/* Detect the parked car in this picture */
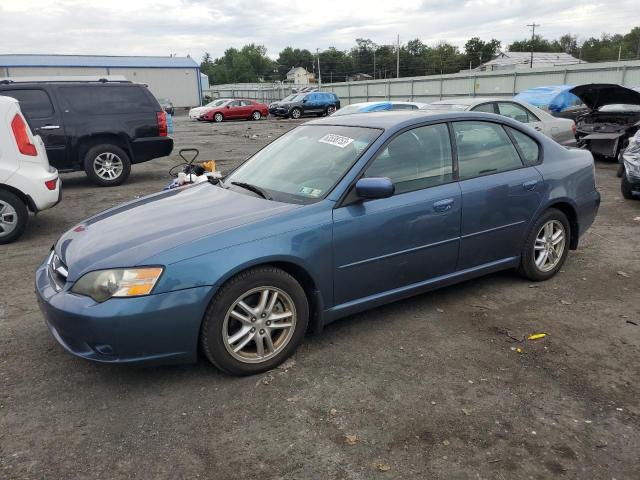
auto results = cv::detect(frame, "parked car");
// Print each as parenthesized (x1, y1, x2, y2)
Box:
(157, 97, 174, 115)
(514, 85, 589, 121)
(0, 96, 60, 244)
(621, 130, 640, 199)
(331, 101, 428, 116)
(570, 84, 640, 163)
(268, 94, 297, 115)
(36, 110, 600, 375)
(188, 98, 231, 120)
(423, 98, 577, 147)
(270, 91, 340, 119)
(199, 99, 269, 122)
(0, 79, 173, 187)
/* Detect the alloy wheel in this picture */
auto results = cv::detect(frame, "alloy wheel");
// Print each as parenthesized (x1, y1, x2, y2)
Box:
(222, 286, 297, 364)
(534, 220, 566, 272)
(0, 200, 18, 237)
(252, 111, 261, 120)
(327, 105, 336, 114)
(93, 152, 124, 181)
(291, 109, 301, 119)
(214, 113, 223, 122)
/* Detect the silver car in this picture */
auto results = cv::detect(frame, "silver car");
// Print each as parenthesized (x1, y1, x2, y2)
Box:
(423, 98, 577, 147)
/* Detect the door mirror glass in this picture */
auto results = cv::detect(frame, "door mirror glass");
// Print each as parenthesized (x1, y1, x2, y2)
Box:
(355, 177, 395, 199)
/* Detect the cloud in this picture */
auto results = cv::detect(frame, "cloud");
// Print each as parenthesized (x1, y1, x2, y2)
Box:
(0, 0, 637, 61)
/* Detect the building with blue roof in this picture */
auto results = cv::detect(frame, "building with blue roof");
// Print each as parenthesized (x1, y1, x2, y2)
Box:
(0, 54, 202, 107)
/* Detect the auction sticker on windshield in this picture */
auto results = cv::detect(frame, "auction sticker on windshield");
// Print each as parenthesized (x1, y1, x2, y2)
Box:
(319, 133, 355, 148)
(299, 186, 323, 197)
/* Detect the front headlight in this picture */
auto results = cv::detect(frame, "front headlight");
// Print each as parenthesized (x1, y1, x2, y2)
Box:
(71, 267, 163, 302)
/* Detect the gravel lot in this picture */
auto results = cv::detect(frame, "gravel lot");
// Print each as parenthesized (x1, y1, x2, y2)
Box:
(1, 114, 639, 479)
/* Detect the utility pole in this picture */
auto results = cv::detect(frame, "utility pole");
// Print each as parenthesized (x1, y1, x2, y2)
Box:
(527, 22, 540, 68)
(373, 49, 376, 79)
(396, 34, 400, 78)
(316, 48, 322, 88)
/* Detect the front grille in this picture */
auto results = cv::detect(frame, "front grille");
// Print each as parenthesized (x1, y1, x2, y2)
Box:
(48, 252, 68, 291)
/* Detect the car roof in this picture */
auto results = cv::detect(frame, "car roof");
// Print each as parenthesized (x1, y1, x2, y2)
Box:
(429, 97, 509, 106)
(306, 110, 517, 130)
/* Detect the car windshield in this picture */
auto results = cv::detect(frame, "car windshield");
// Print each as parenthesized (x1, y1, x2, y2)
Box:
(280, 94, 296, 102)
(157, 98, 170, 104)
(288, 94, 306, 102)
(423, 103, 469, 111)
(224, 125, 381, 204)
(598, 104, 640, 112)
(206, 99, 229, 107)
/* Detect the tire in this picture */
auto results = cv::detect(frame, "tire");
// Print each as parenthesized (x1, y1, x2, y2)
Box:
(83, 144, 131, 187)
(290, 108, 302, 119)
(251, 110, 262, 121)
(518, 208, 571, 282)
(621, 174, 635, 200)
(213, 112, 224, 123)
(617, 164, 625, 178)
(0, 190, 28, 245)
(326, 105, 337, 115)
(200, 266, 309, 376)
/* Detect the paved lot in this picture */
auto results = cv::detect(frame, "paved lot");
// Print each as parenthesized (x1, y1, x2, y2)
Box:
(1, 114, 639, 479)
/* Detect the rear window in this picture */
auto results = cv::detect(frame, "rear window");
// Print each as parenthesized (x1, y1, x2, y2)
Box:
(1, 89, 54, 119)
(58, 85, 156, 114)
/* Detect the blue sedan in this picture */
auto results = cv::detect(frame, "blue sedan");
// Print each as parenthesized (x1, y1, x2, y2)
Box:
(36, 111, 600, 375)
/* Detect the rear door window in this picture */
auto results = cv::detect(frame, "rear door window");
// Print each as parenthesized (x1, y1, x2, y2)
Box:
(2, 89, 54, 119)
(497, 102, 536, 123)
(471, 102, 496, 114)
(453, 121, 524, 180)
(58, 85, 155, 114)
(391, 104, 418, 110)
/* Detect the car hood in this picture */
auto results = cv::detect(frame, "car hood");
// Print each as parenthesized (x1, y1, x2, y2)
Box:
(190, 106, 210, 114)
(55, 184, 299, 281)
(570, 84, 640, 111)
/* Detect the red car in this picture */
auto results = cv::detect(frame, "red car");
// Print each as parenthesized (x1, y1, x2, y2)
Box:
(200, 99, 269, 122)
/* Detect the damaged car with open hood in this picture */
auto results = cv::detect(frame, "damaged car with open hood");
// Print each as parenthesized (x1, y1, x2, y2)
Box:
(571, 83, 640, 163)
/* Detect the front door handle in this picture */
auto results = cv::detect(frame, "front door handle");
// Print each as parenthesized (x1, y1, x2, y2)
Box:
(37, 125, 60, 130)
(522, 180, 538, 191)
(433, 198, 454, 212)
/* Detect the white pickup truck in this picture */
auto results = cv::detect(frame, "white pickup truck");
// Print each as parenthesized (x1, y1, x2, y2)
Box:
(0, 95, 60, 244)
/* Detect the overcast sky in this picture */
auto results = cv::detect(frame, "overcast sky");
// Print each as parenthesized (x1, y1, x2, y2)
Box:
(1, 0, 637, 61)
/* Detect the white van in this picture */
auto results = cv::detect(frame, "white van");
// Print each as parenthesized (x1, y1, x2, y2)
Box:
(0, 95, 60, 244)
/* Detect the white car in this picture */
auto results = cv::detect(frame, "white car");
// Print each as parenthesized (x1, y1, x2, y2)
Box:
(0, 96, 60, 244)
(422, 97, 577, 147)
(331, 101, 428, 116)
(188, 98, 232, 120)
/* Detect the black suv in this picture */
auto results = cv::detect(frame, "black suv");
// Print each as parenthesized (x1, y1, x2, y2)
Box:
(270, 91, 340, 119)
(0, 79, 173, 186)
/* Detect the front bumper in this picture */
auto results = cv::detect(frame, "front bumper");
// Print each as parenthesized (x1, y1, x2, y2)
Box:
(36, 261, 216, 365)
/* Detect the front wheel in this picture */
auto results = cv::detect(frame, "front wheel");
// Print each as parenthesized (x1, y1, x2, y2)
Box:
(83, 144, 131, 187)
(518, 209, 570, 281)
(200, 266, 309, 375)
(290, 108, 302, 119)
(0, 190, 28, 244)
(213, 112, 224, 123)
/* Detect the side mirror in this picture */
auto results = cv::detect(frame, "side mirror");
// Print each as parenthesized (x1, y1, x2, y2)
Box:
(355, 177, 394, 199)
(226, 105, 231, 109)
(302, 98, 308, 103)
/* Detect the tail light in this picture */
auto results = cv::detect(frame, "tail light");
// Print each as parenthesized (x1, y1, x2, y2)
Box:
(156, 111, 168, 137)
(571, 123, 577, 136)
(45, 178, 58, 190)
(11, 114, 37, 156)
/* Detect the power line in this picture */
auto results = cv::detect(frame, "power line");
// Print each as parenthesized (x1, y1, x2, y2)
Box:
(526, 22, 541, 68)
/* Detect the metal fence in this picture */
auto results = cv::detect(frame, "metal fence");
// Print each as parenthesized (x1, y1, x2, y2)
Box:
(203, 60, 640, 105)
(203, 83, 312, 103)
(322, 60, 640, 105)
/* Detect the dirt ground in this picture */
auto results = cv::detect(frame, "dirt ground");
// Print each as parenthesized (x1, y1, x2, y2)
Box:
(1, 114, 639, 480)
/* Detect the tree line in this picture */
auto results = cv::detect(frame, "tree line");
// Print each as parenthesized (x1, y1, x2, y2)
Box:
(200, 26, 640, 85)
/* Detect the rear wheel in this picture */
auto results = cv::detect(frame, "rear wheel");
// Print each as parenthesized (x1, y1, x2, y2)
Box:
(518, 209, 570, 281)
(326, 105, 337, 115)
(0, 190, 28, 244)
(200, 266, 308, 375)
(83, 144, 131, 187)
(251, 110, 262, 120)
(621, 174, 635, 200)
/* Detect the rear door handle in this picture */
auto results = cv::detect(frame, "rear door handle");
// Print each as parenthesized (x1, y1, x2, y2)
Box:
(522, 180, 538, 191)
(38, 125, 60, 130)
(433, 198, 454, 212)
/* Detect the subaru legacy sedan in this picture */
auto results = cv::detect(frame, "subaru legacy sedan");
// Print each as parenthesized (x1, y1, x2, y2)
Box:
(36, 111, 600, 375)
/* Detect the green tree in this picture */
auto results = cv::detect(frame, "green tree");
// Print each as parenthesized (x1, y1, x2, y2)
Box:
(276, 47, 314, 79)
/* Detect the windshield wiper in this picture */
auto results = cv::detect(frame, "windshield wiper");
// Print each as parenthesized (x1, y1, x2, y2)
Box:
(230, 181, 272, 200)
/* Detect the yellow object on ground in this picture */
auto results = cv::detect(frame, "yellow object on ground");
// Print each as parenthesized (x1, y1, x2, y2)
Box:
(528, 333, 547, 340)
(201, 160, 217, 172)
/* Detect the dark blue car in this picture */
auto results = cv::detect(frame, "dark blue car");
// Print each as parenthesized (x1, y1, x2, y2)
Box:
(36, 111, 600, 375)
